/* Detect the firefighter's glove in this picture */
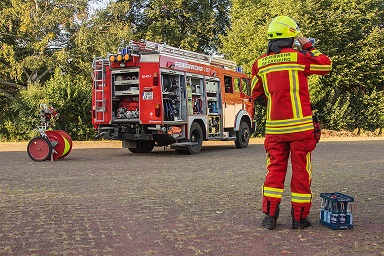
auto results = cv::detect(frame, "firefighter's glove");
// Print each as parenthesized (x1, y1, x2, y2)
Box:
(302, 42, 314, 51)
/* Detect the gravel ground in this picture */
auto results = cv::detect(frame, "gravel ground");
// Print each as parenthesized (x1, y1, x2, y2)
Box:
(0, 138, 383, 256)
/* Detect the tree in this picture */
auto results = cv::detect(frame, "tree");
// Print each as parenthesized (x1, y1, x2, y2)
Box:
(0, 0, 92, 140)
(8, 68, 94, 140)
(221, 0, 384, 133)
(103, 0, 231, 53)
(220, 0, 306, 72)
(0, 0, 89, 97)
(302, 0, 384, 131)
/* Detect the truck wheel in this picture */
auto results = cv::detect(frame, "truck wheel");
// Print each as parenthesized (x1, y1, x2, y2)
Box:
(128, 147, 138, 153)
(185, 122, 203, 154)
(235, 121, 250, 148)
(138, 141, 155, 153)
(129, 141, 154, 153)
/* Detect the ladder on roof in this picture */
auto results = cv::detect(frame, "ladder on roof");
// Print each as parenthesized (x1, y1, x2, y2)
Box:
(132, 40, 238, 70)
(144, 40, 211, 64)
(92, 57, 109, 122)
(209, 56, 237, 71)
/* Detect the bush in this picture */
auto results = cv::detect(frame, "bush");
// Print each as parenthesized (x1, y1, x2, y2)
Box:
(7, 68, 96, 141)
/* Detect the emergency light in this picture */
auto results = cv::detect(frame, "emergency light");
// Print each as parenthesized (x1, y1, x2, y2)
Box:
(109, 55, 116, 62)
(109, 53, 131, 62)
(123, 53, 130, 61)
(116, 54, 123, 62)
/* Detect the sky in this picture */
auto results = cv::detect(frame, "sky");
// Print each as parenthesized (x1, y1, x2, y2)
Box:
(88, 0, 114, 15)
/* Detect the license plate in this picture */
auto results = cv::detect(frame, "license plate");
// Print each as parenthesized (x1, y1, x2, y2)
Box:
(142, 92, 153, 100)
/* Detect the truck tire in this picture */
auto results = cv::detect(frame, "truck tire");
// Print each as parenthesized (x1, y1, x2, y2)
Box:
(128, 147, 138, 153)
(185, 122, 203, 155)
(128, 141, 154, 153)
(235, 121, 250, 148)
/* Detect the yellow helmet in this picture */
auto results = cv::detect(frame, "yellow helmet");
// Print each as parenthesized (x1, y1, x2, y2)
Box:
(267, 16, 300, 40)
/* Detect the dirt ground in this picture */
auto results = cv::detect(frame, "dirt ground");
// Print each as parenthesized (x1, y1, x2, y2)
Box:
(0, 137, 383, 256)
(1, 134, 383, 152)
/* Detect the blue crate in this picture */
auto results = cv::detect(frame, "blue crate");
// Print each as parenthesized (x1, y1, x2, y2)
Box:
(319, 192, 354, 230)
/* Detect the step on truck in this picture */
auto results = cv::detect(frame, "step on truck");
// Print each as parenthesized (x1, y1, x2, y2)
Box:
(92, 40, 255, 154)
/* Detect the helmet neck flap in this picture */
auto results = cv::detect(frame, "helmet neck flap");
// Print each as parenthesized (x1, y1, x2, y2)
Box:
(266, 38, 294, 54)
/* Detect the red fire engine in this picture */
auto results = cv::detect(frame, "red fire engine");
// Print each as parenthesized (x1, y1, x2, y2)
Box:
(92, 40, 255, 154)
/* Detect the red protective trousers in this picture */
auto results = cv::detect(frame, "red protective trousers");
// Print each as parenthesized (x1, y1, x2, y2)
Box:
(262, 130, 317, 221)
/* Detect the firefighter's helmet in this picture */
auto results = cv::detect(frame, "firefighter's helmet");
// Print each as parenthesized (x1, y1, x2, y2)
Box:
(267, 16, 300, 40)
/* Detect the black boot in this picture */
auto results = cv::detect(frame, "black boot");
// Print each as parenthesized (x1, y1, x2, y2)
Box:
(262, 202, 280, 230)
(292, 218, 312, 229)
(291, 207, 311, 229)
(263, 215, 277, 230)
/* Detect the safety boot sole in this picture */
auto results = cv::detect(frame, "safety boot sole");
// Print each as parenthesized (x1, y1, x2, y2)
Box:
(292, 218, 312, 229)
(262, 215, 277, 230)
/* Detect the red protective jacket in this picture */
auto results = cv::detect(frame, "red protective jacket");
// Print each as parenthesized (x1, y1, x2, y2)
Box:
(251, 43, 332, 135)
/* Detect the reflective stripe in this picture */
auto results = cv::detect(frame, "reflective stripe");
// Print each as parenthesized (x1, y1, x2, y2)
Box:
(291, 192, 312, 203)
(306, 152, 312, 183)
(265, 116, 314, 134)
(266, 116, 313, 126)
(310, 49, 321, 57)
(266, 123, 314, 134)
(258, 64, 305, 75)
(263, 186, 284, 198)
(251, 75, 259, 92)
(258, 63, 306, 122)
(266, 151, 271, 170)
(310, 64, 332, 71)
(261, 74, 272, 120)
(289, 70, 302, 118)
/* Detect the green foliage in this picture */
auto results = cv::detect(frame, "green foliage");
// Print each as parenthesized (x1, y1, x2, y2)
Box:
(221, 0, 307, 73)
(253, 105, 266, 137)
(0, 0, 383, 140)
(6, 69, 95, 141)
(222, 0, 383, 135)
(0, 0, 88, 89)
(349, 89, 384, 131)
(320, 89, 351, 130)
(300, 0, 384, 132)
(107, 0, 231, 53)
(0, 90, 10, 140)
(42, 69, 95, 140)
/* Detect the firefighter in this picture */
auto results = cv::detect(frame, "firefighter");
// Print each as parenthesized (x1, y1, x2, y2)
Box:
(251, 16, 332, 229)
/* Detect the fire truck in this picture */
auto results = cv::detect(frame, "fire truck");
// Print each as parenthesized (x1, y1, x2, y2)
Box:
(92, 40, 255, 154)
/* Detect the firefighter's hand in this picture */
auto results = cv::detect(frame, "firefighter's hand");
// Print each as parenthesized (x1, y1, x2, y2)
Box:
(296, 36, 312, 50)
(296, 36, 309, 46)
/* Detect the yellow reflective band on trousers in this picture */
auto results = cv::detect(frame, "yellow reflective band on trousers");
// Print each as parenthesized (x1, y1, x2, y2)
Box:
(266, 151, 271, 169)
(263, 186, 284, 198)
(291, 192, 312, 203)
(310, 64, 332, 72)
(306, 152, 312, 183)
(265, 116, 314, 134)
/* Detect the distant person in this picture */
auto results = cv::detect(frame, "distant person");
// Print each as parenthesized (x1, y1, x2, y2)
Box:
(251, 16, 332, 229)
